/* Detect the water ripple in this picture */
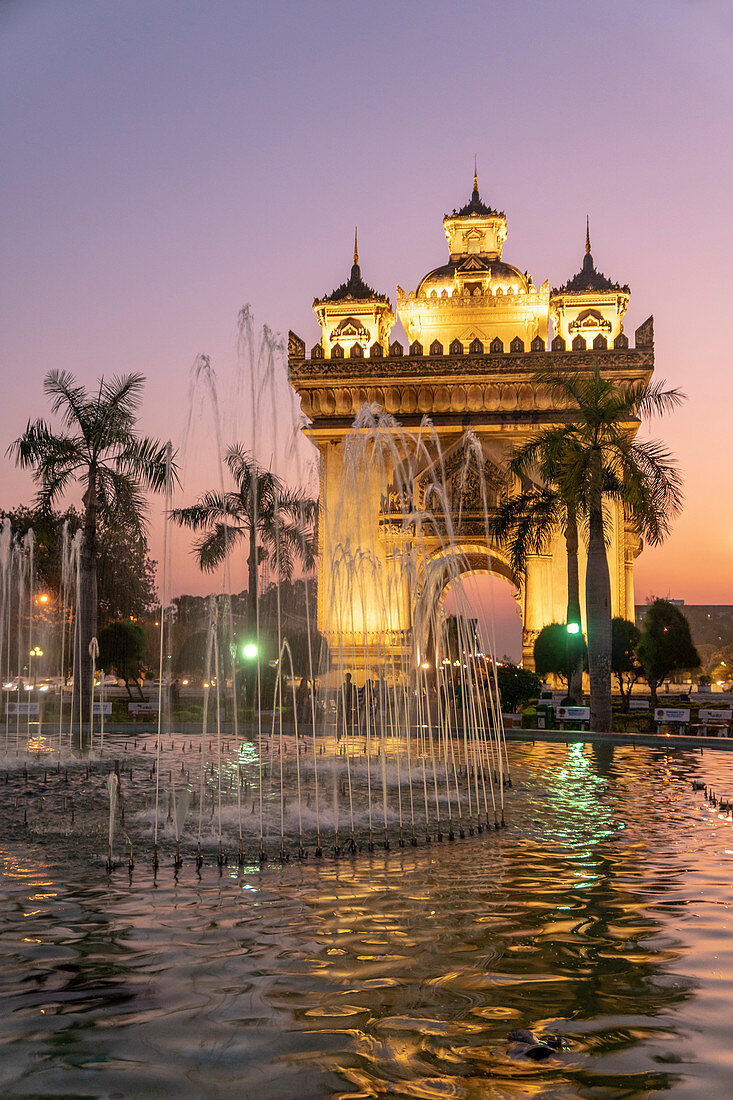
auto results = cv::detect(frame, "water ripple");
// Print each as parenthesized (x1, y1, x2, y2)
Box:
(1, 743, 733, 1096)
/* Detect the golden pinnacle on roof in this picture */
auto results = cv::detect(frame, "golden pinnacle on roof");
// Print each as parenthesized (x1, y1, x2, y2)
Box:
(585, 215, 591, 255)
(353, 226, 359, 266)
(473, 154, 478, 194)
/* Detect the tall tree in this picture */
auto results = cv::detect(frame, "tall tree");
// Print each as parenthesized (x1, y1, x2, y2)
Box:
(610, 617, 642, 711)
(491, 435, 585, 701)
(171, 446, 316, 631)
(533, 623, 587, 695)
(2, 505, 158, 626)
(8, 371, 171, 745)
(97, 621, 146, 698)
(636, 599, 700, 708)
(522, 364, 684, 731)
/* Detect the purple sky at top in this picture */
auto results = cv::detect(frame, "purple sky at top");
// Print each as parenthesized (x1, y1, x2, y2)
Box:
(1, 0, 731, 648)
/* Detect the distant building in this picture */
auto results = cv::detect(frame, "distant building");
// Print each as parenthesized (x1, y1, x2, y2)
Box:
(635, 604, 733, 648)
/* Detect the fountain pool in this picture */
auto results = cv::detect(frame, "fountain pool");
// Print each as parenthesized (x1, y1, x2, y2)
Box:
(2, 740, 733, 1098)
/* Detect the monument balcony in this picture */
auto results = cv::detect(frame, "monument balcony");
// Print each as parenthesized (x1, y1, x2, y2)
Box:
(377, 503, 498, 542)
(289, 320, 652, 377)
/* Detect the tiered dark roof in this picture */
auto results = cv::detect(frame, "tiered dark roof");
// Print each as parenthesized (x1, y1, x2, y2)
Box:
(448, 180, 501, 218)
(555, 251, 629, 294)
(319, 260, 389, 303)
(555, 222, 629, 294)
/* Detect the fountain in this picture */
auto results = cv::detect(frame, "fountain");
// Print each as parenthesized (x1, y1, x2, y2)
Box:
(0, 307, 513, 873)
(3, 313, 733, 1099)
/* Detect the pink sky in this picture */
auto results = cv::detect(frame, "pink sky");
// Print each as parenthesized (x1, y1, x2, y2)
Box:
(1, 1, 731, 657)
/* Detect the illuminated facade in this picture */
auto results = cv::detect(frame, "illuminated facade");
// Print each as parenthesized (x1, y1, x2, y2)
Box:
(289, 175, 653, 670)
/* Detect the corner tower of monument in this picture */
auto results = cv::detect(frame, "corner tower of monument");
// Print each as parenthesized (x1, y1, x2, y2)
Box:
(550, 219, 631, 349)
(312, 230, 395, 358)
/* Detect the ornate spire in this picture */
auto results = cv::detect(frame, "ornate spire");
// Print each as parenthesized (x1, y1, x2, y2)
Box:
(450, 160, 499, 218)
(317, 230, 390, 305)
(554, 219, 629, 295)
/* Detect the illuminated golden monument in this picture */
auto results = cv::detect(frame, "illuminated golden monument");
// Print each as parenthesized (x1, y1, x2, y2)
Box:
(289, 178, 653, 671)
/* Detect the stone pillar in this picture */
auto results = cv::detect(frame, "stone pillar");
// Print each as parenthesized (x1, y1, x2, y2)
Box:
(522, 553, 553, 669)
(624, 527, 641, 624)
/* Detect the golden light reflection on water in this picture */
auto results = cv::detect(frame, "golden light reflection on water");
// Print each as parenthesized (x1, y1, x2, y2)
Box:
(25, 734, 55, 755)
(0, 743, 733, 1096)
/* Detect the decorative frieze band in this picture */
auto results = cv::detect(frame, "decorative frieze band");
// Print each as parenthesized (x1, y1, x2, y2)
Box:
(297, 378, 645, 419)
(289, 347, 653, 385)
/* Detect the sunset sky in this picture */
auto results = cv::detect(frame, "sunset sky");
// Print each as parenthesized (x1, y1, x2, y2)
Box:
(1, 1, 731, 656)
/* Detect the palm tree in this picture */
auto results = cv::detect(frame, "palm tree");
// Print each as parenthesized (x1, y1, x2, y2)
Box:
(490, 436, 585, 701)
(9, 371, 172, 745)
(526, 363, 684, 731)
(171, 446, 317, 631)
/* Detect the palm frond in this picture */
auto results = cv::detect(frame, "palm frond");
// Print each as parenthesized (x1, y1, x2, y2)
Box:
(98, 373, 145, 421)
(637, 378, 686, 420)
(171, 491, 244, 530)
(43, 370, 90, 434)
(95, 466, 149, 530)
(115, 435, 178, 492)
(490, 486, 564, 580)
(617, 438, 684, 545)
(8, 421, 86, 506)
(192, 523, 242, 573)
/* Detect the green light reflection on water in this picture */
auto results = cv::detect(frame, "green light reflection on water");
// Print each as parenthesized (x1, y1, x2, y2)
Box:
(546, 742, 616, 851)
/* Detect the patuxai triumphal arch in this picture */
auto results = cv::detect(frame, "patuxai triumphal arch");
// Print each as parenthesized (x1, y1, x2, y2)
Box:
(288, 173, 654, 672)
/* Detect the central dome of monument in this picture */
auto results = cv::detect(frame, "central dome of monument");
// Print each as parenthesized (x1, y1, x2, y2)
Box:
(395, 170, 548, 349)
(416, 258, 529, 298)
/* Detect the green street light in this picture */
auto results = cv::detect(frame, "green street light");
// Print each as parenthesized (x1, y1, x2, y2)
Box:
(566, 622, 581, 635)
(242, 643, 258, 660)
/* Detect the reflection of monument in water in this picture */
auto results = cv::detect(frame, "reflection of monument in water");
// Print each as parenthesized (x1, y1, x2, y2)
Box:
(289, 172, 655, 671)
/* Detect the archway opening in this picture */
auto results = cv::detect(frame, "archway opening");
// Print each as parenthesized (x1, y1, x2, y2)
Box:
(442, 571, 522, 663)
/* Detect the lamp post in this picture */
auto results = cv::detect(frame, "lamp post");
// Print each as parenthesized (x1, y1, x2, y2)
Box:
(29, 646, 44, 688)
(566, 621, 580, 704)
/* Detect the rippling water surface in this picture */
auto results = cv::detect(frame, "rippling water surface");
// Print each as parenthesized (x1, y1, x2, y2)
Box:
(3, 741, 733, 1098)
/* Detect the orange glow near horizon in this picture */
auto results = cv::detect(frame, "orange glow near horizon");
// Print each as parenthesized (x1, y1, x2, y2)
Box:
(0, 2, 730, 626)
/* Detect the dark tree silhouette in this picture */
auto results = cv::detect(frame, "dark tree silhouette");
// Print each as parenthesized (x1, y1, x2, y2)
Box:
(9, 371, 172, 746)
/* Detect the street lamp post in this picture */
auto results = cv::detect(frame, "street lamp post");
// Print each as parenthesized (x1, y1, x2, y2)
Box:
(29, 646, 44, 688)
(566, 621, 581, 704)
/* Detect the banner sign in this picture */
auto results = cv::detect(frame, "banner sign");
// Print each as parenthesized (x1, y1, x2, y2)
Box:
(699, 709, 732, 725)
(128, 701, 158, 716)
(556, 706, 590, 721)
(629, 699, 650, 710)
(92, 702, 112, 716)
(5, 702, 40, 716)
(654, 708, 690, 723)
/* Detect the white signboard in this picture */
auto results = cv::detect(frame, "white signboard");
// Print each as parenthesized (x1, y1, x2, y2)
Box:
(699, 709, 732, 725)
(557, 706, 590, 721)
(92, 702, 112, 716)
(5, 702, 40, 716)
(128, 701, 158, 716)
(654, 708, 690, 723)
(629, 699, 650, 711)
